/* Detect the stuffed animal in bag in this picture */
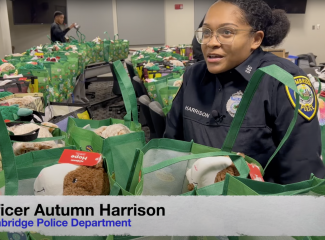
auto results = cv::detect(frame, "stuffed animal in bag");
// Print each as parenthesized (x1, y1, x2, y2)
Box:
(34, 159, 110, 196)
(91, 124, 131, 139)
(186, 154, 242, 191)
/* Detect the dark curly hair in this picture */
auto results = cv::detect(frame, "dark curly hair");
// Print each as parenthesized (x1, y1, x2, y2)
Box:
(220, 0, 290, 47)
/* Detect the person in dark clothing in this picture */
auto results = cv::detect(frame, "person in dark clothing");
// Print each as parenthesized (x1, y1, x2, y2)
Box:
(164, 0, 325, 184)
(192, 16, 205, 61)
(192, 1, 218, 61)
(51, 11, 76, 43)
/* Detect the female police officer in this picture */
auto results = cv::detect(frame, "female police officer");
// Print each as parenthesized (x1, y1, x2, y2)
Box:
(164, 0, 325, 184)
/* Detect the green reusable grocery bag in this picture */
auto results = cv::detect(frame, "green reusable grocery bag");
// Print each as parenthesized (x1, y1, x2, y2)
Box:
(0, 117, 109, 240)
(28, 232, 107, 240)
(159, 83, 180, 106)
(67, 60, 146, 195)
(104, 33, 129, 62)
(220, 173, 325, 196)
(124, 139, 260, 196)
(125, 65, 301, 196)
(119, 39, 130, 60)
(21, 69, 50, 106)
(103, 32, 113, 63)
(145, 79, 167, 101)
(131, 53, 162, 78)
(111, 34, 129, 62)
(86, 41, 96, 64)
(144, 75, 182, 103)
(0, 69, 16, 77)
(160, 78, 182, 114)
(103, 39, 111, 63)
(171, 53, 189, 61)
(55, 51, 80, 85)
(7, 58, 28, 68)
(158, 52, 173, 58)
(67, 52, 82, 79)
(159, 86, 179, 115)
(196, 65, 302, 196)
(0, 119, 74, 196)
(4, 55, 13, 60)
(43, 60, 73, 102)
(0, 232, 30, 240)
(72, 42, 90, 67)
(93, 41, 104, 62)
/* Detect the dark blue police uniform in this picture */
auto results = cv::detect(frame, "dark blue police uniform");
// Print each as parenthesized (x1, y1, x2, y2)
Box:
(164, 47, 325, 184)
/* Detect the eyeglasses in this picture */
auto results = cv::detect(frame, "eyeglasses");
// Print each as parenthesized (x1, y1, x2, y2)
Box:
(195, 27, 256, 45)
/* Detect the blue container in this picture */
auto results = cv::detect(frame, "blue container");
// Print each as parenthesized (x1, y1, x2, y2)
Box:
(288, 55, 299, 65)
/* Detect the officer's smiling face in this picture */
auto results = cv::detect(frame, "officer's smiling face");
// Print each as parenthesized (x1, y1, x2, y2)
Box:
(202, 1, 264, 74)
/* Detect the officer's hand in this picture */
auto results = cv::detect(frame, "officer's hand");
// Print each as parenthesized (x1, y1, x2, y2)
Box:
(69, 23, 76, 29)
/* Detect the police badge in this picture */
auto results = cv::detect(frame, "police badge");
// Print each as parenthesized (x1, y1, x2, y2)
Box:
(286, 76, 317, 121)
(226, 91, 243, 117)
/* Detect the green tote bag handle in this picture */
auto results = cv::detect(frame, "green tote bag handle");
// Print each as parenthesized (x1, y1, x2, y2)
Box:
(142, 150, 248, 176)
(112, 60, 140, 129)
(0, 113, 19, 196)
(221, 64, 301, 171)
(104, 31, 111, 41)
(47, 35, 52, 43)
(76, 30, 86, 43)
(69, 35, 77, 41)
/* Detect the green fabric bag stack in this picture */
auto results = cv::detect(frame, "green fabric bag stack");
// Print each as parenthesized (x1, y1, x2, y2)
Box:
(93, 41, 104, 62)
(103, 33, 129, 62)
(86, 41, 96, 64)
(43, 59, 73, 102)
(67, 60, 146, 195)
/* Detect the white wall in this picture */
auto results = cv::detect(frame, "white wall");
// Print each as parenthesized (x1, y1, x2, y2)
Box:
(5, 0, 325, 63)
(194, 0, 215, 30)
(5, 0, 196, 53)
(280, 0, 325, 63)
(164, 0, 194, 46)
(0, 0, 12, 56)
(67, 0, 114, 42)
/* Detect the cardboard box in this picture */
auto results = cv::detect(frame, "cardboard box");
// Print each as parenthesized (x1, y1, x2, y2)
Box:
(263, 48, 286, 58)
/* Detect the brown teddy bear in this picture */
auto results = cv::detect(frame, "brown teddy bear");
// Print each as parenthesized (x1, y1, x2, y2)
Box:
(214, 153, 244, 183)
(63, 160, 110, 196)
(34, 160, 110, 196)
(214, 163, 240, 183)
(187, 153, 244, 191)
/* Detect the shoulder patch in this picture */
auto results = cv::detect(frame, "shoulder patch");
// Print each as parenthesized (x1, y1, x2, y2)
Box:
(285, 76, 317, 121)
